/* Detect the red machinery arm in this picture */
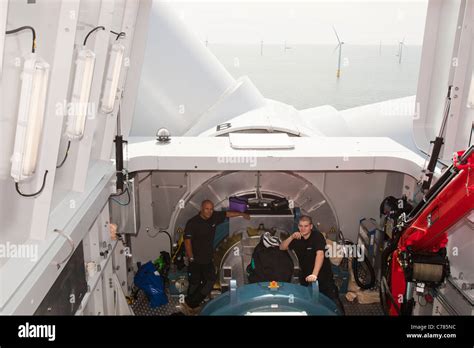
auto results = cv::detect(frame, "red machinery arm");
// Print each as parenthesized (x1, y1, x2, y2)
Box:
(389, 147, 474, 315)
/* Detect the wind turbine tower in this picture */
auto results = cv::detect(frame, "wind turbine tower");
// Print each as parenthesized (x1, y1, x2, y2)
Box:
(397, 38, 405, 64)
(333, 26, 344, 78)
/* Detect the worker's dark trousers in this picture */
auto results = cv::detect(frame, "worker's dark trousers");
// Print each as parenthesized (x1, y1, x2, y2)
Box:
(319, 282, 346, 315)
(185, 262, 216, 308)
(302, 281, 346, 315)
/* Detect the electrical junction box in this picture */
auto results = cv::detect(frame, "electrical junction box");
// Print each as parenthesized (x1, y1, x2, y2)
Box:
(109, 177, 141, 235)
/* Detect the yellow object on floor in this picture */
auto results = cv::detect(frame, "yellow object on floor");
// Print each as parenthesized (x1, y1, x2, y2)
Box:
(345, 292, 358, 302)
(345, 290, 380, 304)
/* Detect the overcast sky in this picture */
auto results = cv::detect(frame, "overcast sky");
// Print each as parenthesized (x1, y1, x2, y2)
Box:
(166, 0, 428, 45)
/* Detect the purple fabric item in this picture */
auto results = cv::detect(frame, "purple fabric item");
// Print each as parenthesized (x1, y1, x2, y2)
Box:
(229, 196, 248, 212)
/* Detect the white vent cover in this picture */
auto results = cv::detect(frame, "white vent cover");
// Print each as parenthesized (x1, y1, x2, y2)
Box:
(229, 133, 294, 149)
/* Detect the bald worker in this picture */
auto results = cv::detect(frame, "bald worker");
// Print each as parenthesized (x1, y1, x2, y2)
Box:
(181, 200, 250, 314)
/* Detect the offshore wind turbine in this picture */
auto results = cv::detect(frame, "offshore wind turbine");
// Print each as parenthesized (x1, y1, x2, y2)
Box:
(333, 26, 344, 78)
(397, 38, 405, 64)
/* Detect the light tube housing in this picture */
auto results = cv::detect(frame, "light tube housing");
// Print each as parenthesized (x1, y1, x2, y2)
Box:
(466, 70, 474, 108)
(66, 48, 96, 139)
(101, 43, 124, 114)
(10, 54, 50, 182)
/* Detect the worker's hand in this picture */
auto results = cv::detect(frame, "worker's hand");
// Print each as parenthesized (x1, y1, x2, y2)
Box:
(242, 213, 250, 220)
(305, 274, 318, 282)
(291, 232, 302, 240)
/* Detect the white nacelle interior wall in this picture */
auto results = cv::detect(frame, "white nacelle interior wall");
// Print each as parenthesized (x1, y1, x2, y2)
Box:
(446, 213, 474, 294)
(0, 0, 144, 315)
(1, 0, 63, 257)
(414, 0, 473, 160)
(78, 201, 131, 316)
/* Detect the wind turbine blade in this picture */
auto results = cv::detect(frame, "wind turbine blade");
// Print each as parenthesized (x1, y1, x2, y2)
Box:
(333, 44, 341, 53)
(332, 26, 341, 44)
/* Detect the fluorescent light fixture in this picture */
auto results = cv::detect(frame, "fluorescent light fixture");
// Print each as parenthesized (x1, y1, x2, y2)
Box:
(101, 43, 124, 113)
(66, 48, 96, 139)
(10, 54, 50, 182)
(467, 72, 474, 108)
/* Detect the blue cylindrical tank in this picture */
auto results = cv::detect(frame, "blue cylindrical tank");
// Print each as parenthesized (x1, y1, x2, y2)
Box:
(200, 281, 340, 316)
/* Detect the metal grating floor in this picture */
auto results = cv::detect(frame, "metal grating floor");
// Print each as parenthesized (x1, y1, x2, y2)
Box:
(341, 296, 384, 315)
(131, 290, 183, 316)
(131, 289, 385, 316)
